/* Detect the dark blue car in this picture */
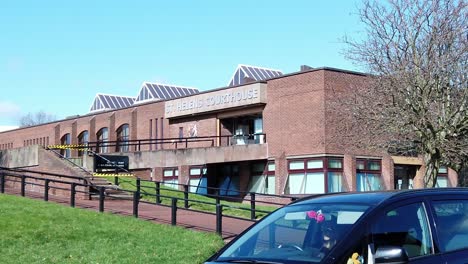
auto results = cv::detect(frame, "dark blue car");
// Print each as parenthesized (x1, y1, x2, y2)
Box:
(206, 188, 468, 264)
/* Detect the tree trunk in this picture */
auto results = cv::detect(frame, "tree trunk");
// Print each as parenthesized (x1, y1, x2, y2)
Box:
(423, 153, 440, 188)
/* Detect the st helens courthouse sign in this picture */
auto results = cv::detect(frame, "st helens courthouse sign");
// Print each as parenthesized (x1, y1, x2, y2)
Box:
(165, 83, 266, 118)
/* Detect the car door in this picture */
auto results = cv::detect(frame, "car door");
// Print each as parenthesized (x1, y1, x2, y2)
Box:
(428, 196, 468, 264)
(368, 199, 442, 264)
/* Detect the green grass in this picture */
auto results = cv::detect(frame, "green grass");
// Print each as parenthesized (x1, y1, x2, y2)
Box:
(0, 194, 224, 264)
(110, 176, 278, 219)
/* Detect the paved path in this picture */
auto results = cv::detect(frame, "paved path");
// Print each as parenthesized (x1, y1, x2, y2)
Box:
(2, 187, 254, 242)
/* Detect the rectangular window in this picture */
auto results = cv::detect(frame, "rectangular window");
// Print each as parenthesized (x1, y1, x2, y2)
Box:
(438, 166, 448, 174)
(189, 166, 207, 194)
(179, 127, 184, 141)
(163, 168, 179, 189)
(285, 157, 344, 195)
(248, 161, 275, 195)
(160, 118, 164, 150)
(432, 200, 468, 252)
(155, 118, 158, 150)
(328, 159, 343, 169)
(149, 119, 152, 151)
(357, 159, 383, 192)
(372, 203, 433, 258)
(289, 161, 305, 170)
(307, 160, 323, 169)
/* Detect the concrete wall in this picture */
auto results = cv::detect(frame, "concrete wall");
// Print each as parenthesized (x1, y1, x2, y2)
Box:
(122, 143, 268, 169)
(0, 145, 39, 168)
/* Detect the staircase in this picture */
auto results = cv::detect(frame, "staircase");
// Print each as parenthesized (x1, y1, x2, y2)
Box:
(45, 147, 133, 200)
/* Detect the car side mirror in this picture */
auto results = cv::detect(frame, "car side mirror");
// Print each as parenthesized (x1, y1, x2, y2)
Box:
(375, 246, 409, 264)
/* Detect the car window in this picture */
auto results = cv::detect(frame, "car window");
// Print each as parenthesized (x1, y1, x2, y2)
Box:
(372, 202, 433, 258)
(217, 203, 369, 263)
(432, 200, 468, 252)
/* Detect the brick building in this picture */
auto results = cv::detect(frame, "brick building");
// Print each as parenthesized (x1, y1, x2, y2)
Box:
(0, 65, 458, 197)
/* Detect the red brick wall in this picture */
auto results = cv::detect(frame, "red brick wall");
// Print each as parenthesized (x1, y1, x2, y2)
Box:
(264, 70, 326, 158)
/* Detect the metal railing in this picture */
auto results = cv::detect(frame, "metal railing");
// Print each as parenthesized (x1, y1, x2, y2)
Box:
(82, 133, 267, 153)
(0, 168, 296, 236)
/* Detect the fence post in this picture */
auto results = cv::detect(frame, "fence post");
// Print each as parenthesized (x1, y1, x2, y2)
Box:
(171, 198, 177, 226)
(136, 177, 141, 193)
(99, 187, 105, 213)
(184, 184, 189, 209)
(133, 191, 139, 218)
(0, 173, 4, 194)
(216, 204, 223, 235)
(44, 179, 49, 201)
(250, 192, 256, 220)
(70, 183, 76, 208)
(21, 175, 26, 197)
(155, 181, 161, 204)
(114, 176, 119, 186)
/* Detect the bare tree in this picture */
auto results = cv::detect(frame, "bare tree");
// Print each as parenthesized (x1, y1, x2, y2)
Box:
(19, 111, 57, 128)
(341, 0, 467, 187)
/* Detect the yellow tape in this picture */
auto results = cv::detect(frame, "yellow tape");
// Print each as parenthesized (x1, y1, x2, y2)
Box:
(48, 144, 88, 150)
(93, 173, 134, 177)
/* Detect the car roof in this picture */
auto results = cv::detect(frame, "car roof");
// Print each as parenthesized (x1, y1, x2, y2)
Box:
(291, 188, 468, 207)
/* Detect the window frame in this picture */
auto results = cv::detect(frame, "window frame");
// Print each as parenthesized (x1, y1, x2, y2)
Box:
(370, 199, 436, 261)
(97, 127, 109, 153)
(116, 124, 130, 152)
(285, 157, 344, 194)
(356, 159, 383, 192)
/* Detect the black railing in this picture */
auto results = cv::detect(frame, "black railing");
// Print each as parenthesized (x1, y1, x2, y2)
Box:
(116, 177, 297, 220)
(0, 167, 295, 236)
(56, 133, 267, 153)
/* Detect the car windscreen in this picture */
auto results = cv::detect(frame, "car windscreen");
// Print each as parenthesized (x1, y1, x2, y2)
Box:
(215, 203, 370, 264)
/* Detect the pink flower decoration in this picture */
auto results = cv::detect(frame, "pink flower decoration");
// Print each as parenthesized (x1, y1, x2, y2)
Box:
(307, 210, 318, 219)
(316, 214, 325, 223)
(307, 210, 325, 223)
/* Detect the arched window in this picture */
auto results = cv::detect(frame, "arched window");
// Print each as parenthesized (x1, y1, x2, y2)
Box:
(60, 133, 71, 158)
(116, 124, 130, 152)
(78, 130, 89, 157)
(97, 128, 109, 153)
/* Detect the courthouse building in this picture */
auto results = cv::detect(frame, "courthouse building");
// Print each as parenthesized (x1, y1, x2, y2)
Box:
(0, 64, 458, 197)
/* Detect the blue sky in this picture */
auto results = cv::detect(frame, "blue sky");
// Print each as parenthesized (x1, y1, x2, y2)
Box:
(0, 0, 364, 127)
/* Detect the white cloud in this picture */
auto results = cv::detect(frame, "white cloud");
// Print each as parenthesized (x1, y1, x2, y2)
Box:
(0, 101, 21, 117)
(0, 125, 18, 132)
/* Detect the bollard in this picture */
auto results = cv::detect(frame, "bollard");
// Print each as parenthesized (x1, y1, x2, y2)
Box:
(70, 183, 76, 208)
(171, 198, 177, 226)
(216, 204, 223, 235)
(44, 179, 49, 201)
(136, 178, 141, 193)
(99, 187, 105, 213)
(250, 192, 256, 220)
(155, 182, 161, 204)
(133, 191, 140, 218)
(0, 173, 4, 194)
(184, 185, 189, 209)
(114, 176, 119, 186)
(21, 175, 26, 197)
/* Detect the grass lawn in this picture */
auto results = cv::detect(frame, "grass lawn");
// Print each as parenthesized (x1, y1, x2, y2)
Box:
(0, 194, 224, 264)
(110, 176, 278, 219)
